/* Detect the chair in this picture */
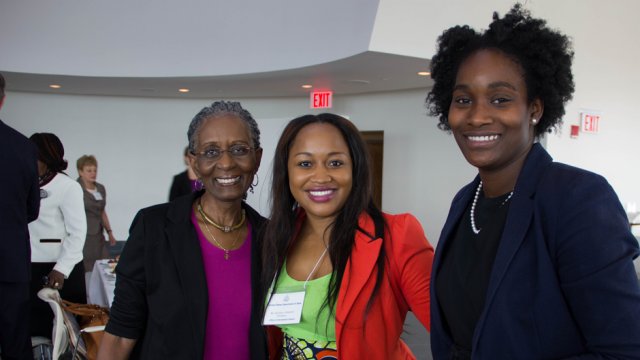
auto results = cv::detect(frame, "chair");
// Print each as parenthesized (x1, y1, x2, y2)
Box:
(37, 288, 105, 360)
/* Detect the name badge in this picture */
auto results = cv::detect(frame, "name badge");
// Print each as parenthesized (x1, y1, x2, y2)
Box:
(263, 290, 306, 325)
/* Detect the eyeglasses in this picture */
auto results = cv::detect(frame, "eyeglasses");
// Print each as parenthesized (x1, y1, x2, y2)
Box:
(193, 144, 255, 164)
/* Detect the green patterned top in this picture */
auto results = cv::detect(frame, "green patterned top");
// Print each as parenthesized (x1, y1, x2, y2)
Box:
(274, 261, 336, 342)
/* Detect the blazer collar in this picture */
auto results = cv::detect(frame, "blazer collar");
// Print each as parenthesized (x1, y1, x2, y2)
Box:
(164, 191, 207, 358)
(336, 213, 382, 323)
(472, 143, 553, 347)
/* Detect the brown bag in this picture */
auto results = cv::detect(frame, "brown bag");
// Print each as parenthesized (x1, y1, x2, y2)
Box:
(60, 300, 109, 360)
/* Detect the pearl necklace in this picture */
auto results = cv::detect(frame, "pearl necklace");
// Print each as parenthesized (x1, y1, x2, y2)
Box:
(470, 181, 514, 235)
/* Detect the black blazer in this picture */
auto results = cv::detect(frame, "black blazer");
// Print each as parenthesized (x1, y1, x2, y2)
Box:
(0, 120, 40, 282)
(106, 191, 268, 359)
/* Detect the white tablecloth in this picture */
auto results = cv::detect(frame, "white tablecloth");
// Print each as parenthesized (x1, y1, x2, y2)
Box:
(88, 259, 116, 308)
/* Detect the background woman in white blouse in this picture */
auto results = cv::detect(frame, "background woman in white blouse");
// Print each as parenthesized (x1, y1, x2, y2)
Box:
(28, 132, 87, 338)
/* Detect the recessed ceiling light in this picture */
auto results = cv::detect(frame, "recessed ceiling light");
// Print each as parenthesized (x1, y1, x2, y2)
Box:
(178, 88, 190, 93)
(301, 84, 313, 89)
(417, 71, 431, 76)
(49, 84, 61, 89)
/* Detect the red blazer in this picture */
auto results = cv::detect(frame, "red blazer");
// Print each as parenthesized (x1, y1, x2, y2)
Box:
(269, 211, 433, 359)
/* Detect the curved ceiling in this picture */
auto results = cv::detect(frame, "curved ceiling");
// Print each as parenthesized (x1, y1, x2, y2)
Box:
(1, 0, 379, 77)
(2, 52, 432, 98)
(3, 0, 524, 98)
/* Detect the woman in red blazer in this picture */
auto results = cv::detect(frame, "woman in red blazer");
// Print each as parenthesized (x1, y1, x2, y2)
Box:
(262, 113, 434, 359)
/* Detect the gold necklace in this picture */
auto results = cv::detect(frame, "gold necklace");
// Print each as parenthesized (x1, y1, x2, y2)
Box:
(197, 199, 246, 233)
(198, 209, 242, 260)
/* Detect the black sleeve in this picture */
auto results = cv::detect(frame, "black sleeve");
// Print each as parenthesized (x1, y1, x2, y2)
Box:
(105, 210, 148, 339)
(27, 142, 40, 222)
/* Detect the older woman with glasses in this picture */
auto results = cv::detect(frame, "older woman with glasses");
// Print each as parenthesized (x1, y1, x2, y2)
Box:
(98, 101, 268, 360)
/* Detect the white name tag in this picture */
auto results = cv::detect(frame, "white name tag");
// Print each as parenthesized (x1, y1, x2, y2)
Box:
(263, 290, 306, 325)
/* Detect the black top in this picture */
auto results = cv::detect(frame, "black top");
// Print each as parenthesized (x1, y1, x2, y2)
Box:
(436, 190, 512, 357)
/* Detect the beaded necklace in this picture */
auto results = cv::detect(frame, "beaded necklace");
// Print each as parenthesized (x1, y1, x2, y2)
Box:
(470, 181, 514, 235)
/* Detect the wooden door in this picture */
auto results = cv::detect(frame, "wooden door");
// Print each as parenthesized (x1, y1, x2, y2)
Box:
(360, 131, 384, 209)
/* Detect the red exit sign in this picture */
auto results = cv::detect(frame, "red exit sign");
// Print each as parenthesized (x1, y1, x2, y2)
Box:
(581, 111, 601, 133)
(310, 91, 333, 109)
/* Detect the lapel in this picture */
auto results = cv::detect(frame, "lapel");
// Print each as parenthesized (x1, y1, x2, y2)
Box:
(433, 181, 478, 275)
(471, 143, 553, 348)
(165, 192, 208, 358)
(336, 213, 382, 325)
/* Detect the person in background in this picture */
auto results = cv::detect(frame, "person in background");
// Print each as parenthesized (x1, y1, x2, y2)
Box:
(28, 132, 87, 338)
(169, 146, 199, 201)
(426, 5, 640, 358)
(262, 113, 433, 359)
(99, 101, 267, 359)
(77, 155, 117, 271)
(0, 73, 40, 360)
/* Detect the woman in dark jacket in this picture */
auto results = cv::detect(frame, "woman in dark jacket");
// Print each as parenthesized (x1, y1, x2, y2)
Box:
(98, 101, 267, 359)
(426, 5, 640, 359)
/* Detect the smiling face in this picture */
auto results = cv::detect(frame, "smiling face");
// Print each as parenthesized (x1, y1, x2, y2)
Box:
(78, 165, 97, 184)
(448, 49, 542, 178)
(189, 115, 262, 204)
(287, 123, 353, 223)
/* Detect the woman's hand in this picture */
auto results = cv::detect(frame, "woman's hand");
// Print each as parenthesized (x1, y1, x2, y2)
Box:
(47, 269, 65, 290)
(108, 232, 117, 246)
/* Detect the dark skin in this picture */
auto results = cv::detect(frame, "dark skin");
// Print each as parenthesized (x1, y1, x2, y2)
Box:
(448, 50, 543, 197)
(36, 160, 67, 290)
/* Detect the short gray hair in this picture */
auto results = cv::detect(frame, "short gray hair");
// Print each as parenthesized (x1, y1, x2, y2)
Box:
(187, 101, 261, 153)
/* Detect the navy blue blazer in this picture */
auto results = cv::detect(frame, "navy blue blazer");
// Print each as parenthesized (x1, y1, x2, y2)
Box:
(106, 192, 268, 359)
(431, 143, 640, 359)
(0, 120, 40, 282)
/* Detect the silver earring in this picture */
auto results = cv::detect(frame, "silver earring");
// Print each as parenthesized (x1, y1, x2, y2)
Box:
(531, 118, 538, 125)
(249, 173, 259, 194)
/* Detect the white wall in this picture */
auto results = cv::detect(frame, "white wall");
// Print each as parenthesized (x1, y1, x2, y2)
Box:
(529, 1, 640, 213)
(3, 89, 471, 245)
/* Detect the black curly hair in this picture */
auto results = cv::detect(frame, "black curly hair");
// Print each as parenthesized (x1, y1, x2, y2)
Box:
(426, 4, 574, 138)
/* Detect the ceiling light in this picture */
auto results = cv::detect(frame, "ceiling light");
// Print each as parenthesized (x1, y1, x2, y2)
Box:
(417, 71, 431, 76)
(301, 84, 312, 89)
(49, 84, 61, 89)
(178, 88, 190, 93)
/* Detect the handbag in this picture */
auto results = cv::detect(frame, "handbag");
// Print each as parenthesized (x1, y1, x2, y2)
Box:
(59, 299, 109, 360)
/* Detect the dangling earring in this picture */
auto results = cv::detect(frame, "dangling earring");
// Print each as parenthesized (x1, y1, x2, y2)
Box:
(195, 179, 204, 191)
(249, 173, 259, 194)
(531, 118, 538, 125)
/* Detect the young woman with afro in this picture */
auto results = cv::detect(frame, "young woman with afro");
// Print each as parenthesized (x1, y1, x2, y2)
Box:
(426, 4, 640, 359)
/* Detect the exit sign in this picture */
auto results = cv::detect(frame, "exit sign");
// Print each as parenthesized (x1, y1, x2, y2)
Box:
(580, 111, 601, 133)
(310, 91, 333, 109)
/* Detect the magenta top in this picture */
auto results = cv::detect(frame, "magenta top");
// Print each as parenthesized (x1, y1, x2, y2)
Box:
(191, 210, 252, 360)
